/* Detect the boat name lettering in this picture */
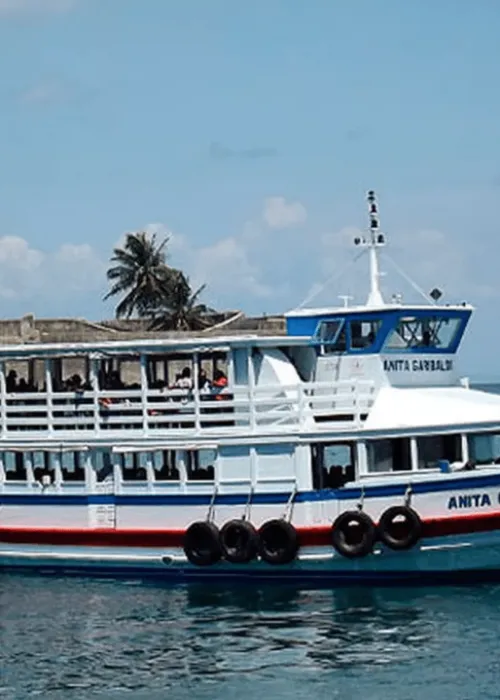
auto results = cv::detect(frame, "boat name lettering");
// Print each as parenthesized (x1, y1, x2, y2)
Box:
(383, 359, 453, 372)
(447, 493, 492, 510)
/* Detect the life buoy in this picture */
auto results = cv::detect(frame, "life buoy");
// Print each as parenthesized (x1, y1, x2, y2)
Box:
(331, 510, 376, 558)
(377, 505, 422, 550)
(258, 519, 298, 565)
(183, 521, 222, 566)
(220, 519, 258, 564)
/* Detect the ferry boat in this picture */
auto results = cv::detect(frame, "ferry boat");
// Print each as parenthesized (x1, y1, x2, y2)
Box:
(1, 190, 500, 585)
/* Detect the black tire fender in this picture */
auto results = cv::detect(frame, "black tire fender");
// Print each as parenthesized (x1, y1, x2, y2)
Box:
(258, 519, 298, 565)
(220, 519, 259, 564)
(377, 505, 422, 550)
(332, 510, 376, 558)
(183, 521, 222, 566)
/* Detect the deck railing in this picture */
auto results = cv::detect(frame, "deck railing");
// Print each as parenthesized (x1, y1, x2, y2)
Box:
(0, 379, 377, 440)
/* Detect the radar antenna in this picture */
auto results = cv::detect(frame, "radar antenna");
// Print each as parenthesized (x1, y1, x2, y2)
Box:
(353, 190, 386, 307)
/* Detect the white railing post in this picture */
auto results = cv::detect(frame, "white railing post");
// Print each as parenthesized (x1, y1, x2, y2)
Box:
(0, 361, 6, 436)
(139, 354, 149, 436)
(90, 358, 100, 436)
(44, 359, 54, 436)
(410, 438, 419, 472)
(52, 451, 63, 492)
(247, 348, 256, 432)
(460, 433, 469, 463)
(193, 352, 201, 434)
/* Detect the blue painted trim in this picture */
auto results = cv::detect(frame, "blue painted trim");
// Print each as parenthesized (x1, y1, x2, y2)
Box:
(1, 470, 499, 506)
(286, 307, 471, 357)
(3, 564, 500, 587)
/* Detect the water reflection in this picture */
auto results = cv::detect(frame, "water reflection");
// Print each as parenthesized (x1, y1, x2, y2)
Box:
(0, 575, 498, 698)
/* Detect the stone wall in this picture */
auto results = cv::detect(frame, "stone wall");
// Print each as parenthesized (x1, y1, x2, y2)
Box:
(0, 312, 287, 345)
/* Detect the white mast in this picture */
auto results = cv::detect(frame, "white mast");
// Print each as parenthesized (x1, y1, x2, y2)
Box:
(353, 189, 386, 307)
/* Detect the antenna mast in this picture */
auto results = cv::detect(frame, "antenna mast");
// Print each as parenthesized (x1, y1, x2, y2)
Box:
(353, 189, 386, 307)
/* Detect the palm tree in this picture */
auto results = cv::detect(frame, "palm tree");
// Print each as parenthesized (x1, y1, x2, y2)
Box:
(151, 269, 214, 331)
(104, 231, 172, 319)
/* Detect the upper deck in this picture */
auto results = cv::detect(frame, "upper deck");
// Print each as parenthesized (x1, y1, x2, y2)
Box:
(0, 334, 377, 446)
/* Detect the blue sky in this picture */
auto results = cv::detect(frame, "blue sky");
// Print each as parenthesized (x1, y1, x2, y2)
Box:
(0, 0, 500, 377)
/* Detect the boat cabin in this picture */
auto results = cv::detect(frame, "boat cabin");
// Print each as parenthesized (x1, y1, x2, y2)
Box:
(285, 303, 473, 388)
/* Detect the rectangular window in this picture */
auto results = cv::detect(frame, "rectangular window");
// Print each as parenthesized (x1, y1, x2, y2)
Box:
(93, 449, 113, 482)
(60, 451, 86, 482)
(315, 320, 346, 354)
(350, 320, 381, 350)
(153, 450, 180, 481)
(417, 434, 461, 469)
(186, 449, 216, 481)
(366, 438, 411, 473)
(4, 451, 28, 482)
(121, 452, 148, 481)
(385, 316, 461, 351)
(311, 442, 355, 489)
(467, 432, 500, 465)
(32, 451, 52, 483)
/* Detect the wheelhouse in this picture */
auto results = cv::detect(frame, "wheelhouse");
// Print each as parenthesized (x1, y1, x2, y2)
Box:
(285, 305, 472, 356)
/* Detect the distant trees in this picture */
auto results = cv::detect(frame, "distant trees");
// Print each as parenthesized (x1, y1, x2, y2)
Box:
(104, 231, 213, 329)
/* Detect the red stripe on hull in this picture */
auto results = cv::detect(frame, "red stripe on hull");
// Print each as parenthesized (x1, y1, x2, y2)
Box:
(0, 512, 500, 548)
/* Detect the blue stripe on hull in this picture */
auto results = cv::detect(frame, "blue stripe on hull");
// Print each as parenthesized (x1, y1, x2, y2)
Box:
(2, 469, 500, 506)
(3, 564, 500, 587)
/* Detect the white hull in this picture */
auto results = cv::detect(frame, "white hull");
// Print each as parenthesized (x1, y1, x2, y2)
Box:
(1, 468, 500, 585)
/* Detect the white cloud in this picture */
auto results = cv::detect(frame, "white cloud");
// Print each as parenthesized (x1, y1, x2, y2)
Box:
(165, 231, 273, 307)
(0, 0, 75, 15)
(0, 236, 105, 302)
(262, 196, 307, 230)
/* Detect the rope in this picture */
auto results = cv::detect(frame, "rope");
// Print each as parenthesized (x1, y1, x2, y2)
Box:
(382, 252, 433, 304)
(293, 248, 367, 310)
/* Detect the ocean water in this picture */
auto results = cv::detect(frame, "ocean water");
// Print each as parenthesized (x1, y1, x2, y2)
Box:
(2, 383, 500, 699)
(2, 576, 500, 700)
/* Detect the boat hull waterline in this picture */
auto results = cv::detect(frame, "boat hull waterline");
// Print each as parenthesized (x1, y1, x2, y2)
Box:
(2, 472, 500, 585)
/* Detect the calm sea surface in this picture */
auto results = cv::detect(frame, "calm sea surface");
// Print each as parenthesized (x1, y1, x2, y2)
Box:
(1, 383, 500, 700)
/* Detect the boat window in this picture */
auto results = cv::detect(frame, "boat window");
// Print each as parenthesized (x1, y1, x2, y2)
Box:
(366, 438, 411, 473)
(93, 449, 113, 482)
(385, 316, 461, 351)
(146, 352, 228, 391)
(32, 451, 52, 483)
(350, 320, 382, 350)
(311, 442, 355, 489)
(153, 450, 180, 481)
(97, 356, 141, 391)
(60, 451, 86, 482)
(467, 432, 500, 465)
(121, 452, 148, 481)
(4, 360, 41, 393)
(51, 357, 91, 392)
(186, 449, 216, 482)
(316, 320, 346, 354)
(416, 434, 462, 469)
(4, 451, 28, 482)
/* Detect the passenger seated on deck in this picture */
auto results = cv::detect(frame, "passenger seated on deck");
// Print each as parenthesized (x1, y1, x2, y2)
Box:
(212, 369, 228, 396)
(6, 370, 17, 393)
(109, 371, 124, 390)
(174, 367, 193, 390)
